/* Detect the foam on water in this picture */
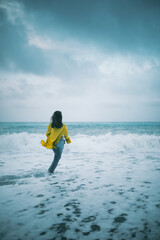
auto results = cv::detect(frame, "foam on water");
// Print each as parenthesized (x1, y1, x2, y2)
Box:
(69, 133, 160, 154)
(0, 132, 159, 154)
(0, 132, 44, 153)
(0, 123, 160, 240)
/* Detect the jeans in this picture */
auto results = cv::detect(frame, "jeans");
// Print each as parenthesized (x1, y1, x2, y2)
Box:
(48, 138, 65, 173)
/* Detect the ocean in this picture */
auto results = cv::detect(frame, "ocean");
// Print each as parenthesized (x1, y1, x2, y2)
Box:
(0, 122, 160, 240)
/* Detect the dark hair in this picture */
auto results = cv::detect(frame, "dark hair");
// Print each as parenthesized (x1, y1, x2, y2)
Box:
(51, 111, 63, 129)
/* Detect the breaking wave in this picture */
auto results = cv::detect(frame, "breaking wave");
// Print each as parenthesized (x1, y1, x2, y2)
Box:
(0, 132, 160, 154)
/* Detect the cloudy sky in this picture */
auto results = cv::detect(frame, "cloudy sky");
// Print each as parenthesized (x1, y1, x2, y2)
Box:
(0, 0, 160, 122)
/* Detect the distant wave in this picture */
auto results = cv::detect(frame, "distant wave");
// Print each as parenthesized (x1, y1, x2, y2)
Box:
(0, 132, 160, 154)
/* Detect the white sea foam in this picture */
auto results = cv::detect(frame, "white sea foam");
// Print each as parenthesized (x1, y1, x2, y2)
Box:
(0, 128, 160, 239)
(69, 133, 160, 154)
(0, 132, 159, 154)
(0, 132, 44, 153)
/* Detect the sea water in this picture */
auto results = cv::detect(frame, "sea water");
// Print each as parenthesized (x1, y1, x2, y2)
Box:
(0, 122, 160, 239)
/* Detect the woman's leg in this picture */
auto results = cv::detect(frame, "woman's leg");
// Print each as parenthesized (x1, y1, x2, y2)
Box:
(48, 139, 65, 173)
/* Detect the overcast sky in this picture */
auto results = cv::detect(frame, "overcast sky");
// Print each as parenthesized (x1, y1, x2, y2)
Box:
(0, 0, 160, 122)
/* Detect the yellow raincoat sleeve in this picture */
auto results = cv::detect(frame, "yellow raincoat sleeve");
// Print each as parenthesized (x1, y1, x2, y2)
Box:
(46, 123, 51, 137)
(41, 123, 53, 149)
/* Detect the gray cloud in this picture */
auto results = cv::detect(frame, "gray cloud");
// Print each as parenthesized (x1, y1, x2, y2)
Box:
(21, 0, 160, 55)
(0, 4, 49, 74)
(0, 0, 160, 121)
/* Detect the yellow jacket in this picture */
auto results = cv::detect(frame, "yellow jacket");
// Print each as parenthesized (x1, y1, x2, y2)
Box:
(41, 123, 71, 149)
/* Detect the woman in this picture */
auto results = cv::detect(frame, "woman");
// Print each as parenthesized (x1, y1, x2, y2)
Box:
(41, 111, 71, 173)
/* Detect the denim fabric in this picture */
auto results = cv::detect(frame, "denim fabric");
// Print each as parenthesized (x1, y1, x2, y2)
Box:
(48, 138, 65, 173)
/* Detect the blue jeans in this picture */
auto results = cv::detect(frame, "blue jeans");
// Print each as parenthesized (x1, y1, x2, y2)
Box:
(48, 138, 65, 173)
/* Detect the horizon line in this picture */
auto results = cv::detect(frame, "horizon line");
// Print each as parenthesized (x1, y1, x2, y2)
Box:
(0, 121, 160, 123)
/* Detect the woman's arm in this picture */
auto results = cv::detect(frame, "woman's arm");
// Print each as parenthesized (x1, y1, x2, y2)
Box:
(46, 123, 51, 137)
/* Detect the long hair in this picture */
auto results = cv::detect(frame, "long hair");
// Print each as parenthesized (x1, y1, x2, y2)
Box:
(51, 111, 63, 129)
